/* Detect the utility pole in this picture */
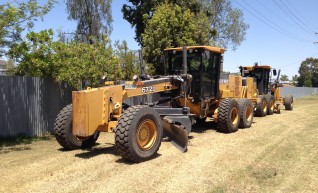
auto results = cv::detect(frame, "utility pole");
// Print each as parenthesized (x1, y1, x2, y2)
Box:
(315, 32, 318, 44)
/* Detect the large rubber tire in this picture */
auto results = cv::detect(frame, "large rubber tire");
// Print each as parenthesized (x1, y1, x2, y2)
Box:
(115, 105, 163, 162)
(255, 95, 267, 117)
(54, 104, 100, 150)
(283, 95, 293, 110)
(217, 98, 240, 133)
(238, 99, 254, 128)
(266, 95, 275, 115)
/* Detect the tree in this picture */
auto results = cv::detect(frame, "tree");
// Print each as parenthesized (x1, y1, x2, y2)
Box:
(9, 29, 58, 78)
(2, 59, 15, 75)
(0, 0, 54, 57)
(280, 74, 289, 81)
(298, 57, 318, 87)
(122, 0, 248, 49)
(122, 0, 201, 46)
(201, 0, 249, 49)
(66, 0, 113, 44)
(114, 40, 139, 80)
(142, 3, 209, 74)
(9, 30, 120, 90)
(291, 74, 298, 86)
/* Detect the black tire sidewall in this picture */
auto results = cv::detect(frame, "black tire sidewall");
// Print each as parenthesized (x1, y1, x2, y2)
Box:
(255, 95, 267, 117)
(238, 99, 253, 128)
(266, 95, 274, 115)
(128, 107, 163, 161)
(218, 99, 240, 133)
(54, 105, 82, 149)
(228, 100, 240, 132)
(63, 109, 83, 147)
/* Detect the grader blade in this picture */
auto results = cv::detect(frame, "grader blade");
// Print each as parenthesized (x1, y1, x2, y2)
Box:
(162, 117, 189, 152)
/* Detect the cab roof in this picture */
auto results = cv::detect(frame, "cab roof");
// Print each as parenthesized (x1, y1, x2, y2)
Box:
(241, 65, 272, 70)
(164, 45, 225, 54)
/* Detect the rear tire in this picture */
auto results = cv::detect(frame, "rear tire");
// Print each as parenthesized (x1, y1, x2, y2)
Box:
(238, 99, 254, 128)
(283, 95, 293, 110)
(217, 98, 240, 133)
(54, 104, 100, 150)
(266, 95, 275, 115)
(115, 105, 163, 162)
(255, 95, 267, 117)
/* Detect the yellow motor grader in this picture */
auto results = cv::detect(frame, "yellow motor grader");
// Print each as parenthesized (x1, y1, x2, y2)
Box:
(54, 46, 258, 162)
(239, 64, 294, 116)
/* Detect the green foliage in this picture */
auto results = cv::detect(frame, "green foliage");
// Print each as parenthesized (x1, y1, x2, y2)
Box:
(122, 0, 201, 45)
(123, 0, 248, 74)
(142, 3, 209, 74)
(291, 74, 298, 86)
(280, 74, 289, 81)
(123, 0, 248, 50)
(0, 0, 55, 57)
(298, 57, 318, 87)
(66, 0, 113, 44)
(10, 29, 58, 78)
(201, 0, 249, 50)
(9, 30, 120, 90)
(114, 40, 140, 80)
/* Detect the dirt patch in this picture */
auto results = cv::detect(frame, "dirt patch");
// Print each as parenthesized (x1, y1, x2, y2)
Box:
(1, 97, 318, 193)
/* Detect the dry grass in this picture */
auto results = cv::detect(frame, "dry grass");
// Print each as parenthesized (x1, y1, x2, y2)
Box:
(0, 96, 318, 193)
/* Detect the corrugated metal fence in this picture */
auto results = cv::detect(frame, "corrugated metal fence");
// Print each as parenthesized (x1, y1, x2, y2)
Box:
(0, 76, 72, 137)
(281, 87, 318, 98)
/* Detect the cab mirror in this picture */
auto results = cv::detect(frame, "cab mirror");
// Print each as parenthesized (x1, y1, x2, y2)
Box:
(273, 69, 277, 76)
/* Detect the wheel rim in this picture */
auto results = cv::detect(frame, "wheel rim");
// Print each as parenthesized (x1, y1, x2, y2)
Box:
(136, 119, 157, 151)
(230, 107, 239, 126)
(246, 105, 253, 122)
(262, 100, 267, 113)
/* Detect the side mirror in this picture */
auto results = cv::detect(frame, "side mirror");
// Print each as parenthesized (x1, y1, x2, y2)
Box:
(273, 69, 277, 76)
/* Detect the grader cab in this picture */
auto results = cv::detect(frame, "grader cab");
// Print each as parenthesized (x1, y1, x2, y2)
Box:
(239, 64, 294, 115)
(54, 46, 258, 162)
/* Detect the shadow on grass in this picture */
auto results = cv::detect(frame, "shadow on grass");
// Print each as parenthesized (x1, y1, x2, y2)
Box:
(74, 142, 162, 164)
(191, 121, 218, 133)
(0, 135, 52, 147)
(74, 145, 117, 159)
(0, 146, 32, 154)
(115, 153, 162, 165)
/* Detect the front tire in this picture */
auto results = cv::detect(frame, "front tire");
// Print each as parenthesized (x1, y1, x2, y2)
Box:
(266, 95, 275, 115)
(54, 104, 99, 150)
(115, 105, 163, 162)
(238, 99, 254, 128)
(255, 95, 267, 117)
(217, 98, 240, 133)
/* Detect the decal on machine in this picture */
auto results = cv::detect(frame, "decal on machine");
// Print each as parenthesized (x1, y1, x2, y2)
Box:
(141, 86, 156, 93)
(219, 79, 229, 84)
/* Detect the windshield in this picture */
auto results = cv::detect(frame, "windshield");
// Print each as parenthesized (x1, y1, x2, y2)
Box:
(166, 50, 203, 74)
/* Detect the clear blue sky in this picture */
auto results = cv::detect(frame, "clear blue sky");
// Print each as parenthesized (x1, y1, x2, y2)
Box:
(32, 0, 318, 79)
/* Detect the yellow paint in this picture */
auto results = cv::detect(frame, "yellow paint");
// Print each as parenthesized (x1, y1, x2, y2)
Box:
(72, 88, 105, 137)
(72, 79, 177, 137)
